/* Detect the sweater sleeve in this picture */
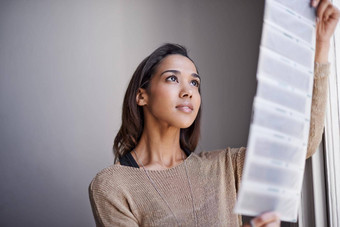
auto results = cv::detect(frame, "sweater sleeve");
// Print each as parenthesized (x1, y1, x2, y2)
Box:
(306, 62, 330, 158)
(229, 147, 246, 193)
(88, 177, 139, 227)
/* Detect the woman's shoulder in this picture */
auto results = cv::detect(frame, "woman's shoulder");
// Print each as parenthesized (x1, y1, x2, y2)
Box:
(89, 164, 137, 194)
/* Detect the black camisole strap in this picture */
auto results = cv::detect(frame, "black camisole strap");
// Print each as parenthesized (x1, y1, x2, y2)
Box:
(119, 152, 139, 168)
(119, 148, 192, 168)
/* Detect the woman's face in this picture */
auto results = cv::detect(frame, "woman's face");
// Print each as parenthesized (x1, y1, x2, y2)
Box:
(141, 54, 201, 129)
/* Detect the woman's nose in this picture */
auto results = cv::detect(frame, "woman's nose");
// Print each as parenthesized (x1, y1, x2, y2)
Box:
(179, 86, 193, 98)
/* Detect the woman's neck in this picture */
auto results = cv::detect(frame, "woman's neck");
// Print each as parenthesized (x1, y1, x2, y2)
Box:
(132, 125, 185, 170)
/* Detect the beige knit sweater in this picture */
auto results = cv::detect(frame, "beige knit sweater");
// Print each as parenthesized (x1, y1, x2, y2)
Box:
(89, 63, 329, 227)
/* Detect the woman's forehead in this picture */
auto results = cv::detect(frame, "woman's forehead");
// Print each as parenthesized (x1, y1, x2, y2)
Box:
(156, 54, 198, 74)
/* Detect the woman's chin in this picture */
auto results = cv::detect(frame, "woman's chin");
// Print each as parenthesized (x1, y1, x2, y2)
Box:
(176, 121, 195, 129)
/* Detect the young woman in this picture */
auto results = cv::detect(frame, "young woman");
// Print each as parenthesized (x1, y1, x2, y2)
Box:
(89, 1, 339, 226)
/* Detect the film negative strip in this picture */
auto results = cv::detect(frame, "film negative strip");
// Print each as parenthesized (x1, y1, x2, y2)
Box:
(234, 0, 316, 222)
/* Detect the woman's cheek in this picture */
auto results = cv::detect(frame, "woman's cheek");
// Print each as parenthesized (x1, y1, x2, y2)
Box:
(150, 88, 177, 114)
(195, 93, 201, 110)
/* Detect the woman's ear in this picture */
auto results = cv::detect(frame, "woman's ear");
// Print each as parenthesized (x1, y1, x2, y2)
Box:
(136, 88, 148, 106)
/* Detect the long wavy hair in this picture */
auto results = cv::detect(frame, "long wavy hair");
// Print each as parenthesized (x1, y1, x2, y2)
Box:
(113, 43, 201, 164)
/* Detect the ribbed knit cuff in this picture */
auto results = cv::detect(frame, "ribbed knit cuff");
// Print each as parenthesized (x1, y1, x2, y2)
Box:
(314, 62, 330, 79)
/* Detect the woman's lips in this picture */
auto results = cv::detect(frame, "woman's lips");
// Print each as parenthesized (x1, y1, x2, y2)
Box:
(176, 104, 193, 113)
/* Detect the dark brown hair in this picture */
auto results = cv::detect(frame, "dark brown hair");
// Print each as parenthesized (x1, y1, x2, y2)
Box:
(113, 43, 201, 163)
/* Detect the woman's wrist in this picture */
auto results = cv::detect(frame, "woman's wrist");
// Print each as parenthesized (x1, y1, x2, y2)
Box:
(315, 40, 330, 63)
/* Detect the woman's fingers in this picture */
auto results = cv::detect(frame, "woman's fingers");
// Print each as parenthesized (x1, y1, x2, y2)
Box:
(317, 0, 331, 20)
(315, 0, 340, 42)
(311, 0, 340, 23)
(264, 223, 280, 227)
(250, 211, 280, 227)
(312, 0, 320, 8)
(324, 4, 334, 21)
(324, 4, 340, 21)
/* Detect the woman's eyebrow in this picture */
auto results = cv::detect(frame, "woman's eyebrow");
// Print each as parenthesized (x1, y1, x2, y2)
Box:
(192, 73, 200, 81)
(160, 70, 200, 80)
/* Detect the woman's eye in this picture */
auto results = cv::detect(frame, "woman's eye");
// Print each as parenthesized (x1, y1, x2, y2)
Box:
(191, 80, 200, 87)
(166, 75, 178, 82)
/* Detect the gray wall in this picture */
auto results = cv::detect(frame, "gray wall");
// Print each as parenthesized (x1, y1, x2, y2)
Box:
(0, 0, 264, 226)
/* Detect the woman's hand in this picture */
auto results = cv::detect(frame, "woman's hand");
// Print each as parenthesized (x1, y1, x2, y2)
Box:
(243, 212, 280, 227)
(312, 0, 340, 43)
(312, 0, 340, 63)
